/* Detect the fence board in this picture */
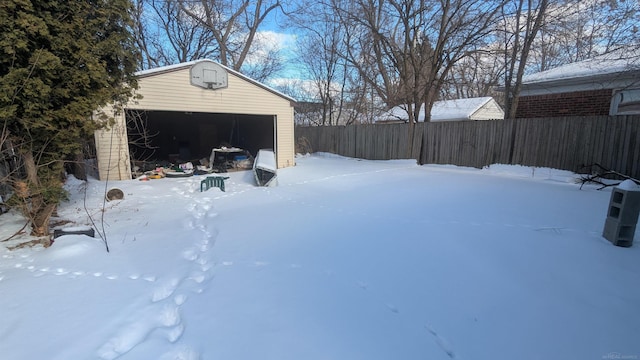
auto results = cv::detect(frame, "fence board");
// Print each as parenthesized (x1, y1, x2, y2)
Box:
(296, 115, 640, 178)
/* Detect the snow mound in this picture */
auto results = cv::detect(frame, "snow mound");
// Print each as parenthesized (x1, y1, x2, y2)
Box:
(617, 179, 640, 191)
(48, 236, 105, 259)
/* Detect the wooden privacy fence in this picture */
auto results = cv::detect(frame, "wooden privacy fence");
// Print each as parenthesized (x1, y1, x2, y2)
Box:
(295, 115, 640, 179)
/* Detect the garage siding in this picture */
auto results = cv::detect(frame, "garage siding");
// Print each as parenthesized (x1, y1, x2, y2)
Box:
(130, 69, 290, 115)
(276, 112, 295, 168)
(94, 61, 295, 180)
(93, 106, 132, 180)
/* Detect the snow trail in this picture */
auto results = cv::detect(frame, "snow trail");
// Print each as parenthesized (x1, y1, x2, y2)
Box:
(96, 178, 220, 360)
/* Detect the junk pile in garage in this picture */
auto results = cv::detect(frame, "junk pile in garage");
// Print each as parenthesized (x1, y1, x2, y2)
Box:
(132, 146, 254, 181)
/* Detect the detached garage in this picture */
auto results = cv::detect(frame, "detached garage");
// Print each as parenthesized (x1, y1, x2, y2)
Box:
(93, 59, 296, 181)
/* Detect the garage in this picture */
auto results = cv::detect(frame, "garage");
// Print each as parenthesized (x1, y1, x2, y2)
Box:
(94, 60, 296, 181)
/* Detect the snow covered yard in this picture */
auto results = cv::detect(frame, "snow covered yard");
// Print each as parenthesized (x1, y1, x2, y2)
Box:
(0, 153, 638, 360)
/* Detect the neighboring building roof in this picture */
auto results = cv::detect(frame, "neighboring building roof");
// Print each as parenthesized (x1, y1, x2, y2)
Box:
(135, 59, 297, 104)
(523, 51, 640, 84)
(379, 97, 504, 122)
(519, 49, 640, 96)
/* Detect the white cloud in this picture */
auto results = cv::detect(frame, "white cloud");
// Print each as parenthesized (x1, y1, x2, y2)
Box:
(244, 31, 297, 65)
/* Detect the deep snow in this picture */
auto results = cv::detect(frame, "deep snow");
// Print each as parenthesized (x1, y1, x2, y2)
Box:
(0, 154, 638, 360)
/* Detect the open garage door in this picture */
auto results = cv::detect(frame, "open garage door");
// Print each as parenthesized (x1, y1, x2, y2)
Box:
(127, 109, 275, 167)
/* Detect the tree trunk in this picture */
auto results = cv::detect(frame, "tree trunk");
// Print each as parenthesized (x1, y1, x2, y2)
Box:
(73, 151, 87, 181)
(20, 149, 54, 238)
(31, 203, 56, 239)
(407, 119, 415, 159)
(23, 150, 38, 185)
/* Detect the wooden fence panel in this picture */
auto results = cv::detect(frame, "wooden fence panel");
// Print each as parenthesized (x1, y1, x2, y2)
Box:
(295, 115, 640, 178)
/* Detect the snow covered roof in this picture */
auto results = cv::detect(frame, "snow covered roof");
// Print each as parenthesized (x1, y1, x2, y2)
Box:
(380, 97, 503, 122)
(135, 59, 297, 103)
(521, 49, 640, 86)
(432, 97, 497, 121)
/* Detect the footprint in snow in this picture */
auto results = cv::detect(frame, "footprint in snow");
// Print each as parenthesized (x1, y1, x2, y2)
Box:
(152, 278, 180, 302)
(425, 323, 456, 359)
(160, 323, 185, 343)
(188, 272, 207, 284)
(159, 304, 181, 327)
(97, 304, 184, 360)
(159, 346, 200, 360)
(184, 219, 196, 230)
(386, 304, 399, 314)
(174, 294, 187, 306)
(182, 248, 199, 262)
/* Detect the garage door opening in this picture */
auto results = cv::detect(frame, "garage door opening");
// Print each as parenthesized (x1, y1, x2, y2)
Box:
(126, 109, 275, 168)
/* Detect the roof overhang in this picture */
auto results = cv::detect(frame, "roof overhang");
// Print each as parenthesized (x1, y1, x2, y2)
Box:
(517, 70, 640, 97)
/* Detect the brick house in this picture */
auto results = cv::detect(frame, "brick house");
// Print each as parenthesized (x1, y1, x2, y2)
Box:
(515, 52, 640, 118)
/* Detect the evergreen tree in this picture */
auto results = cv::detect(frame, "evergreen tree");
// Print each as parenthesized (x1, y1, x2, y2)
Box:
(0, 0, 139, 238)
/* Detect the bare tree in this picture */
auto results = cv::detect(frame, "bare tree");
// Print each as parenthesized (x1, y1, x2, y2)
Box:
(531, 0, 640, 72)
(440, 48, 505, 100)
(132, 0, 218, 69)
(441, 0, 638, 108)
(179, 0, 286, 80)
(323, 0, 505, 158)
(500, 0, 549, 120)
(126, 110, 159, 168)
(289, 1, 352, 126)
(237, 31, 286, 82)
(333, 0, 505, 124)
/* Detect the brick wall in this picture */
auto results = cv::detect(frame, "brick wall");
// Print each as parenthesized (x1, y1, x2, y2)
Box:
(515, 89, 613, 118)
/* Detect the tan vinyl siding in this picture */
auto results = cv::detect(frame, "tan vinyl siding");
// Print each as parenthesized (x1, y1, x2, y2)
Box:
(275, 110, 295, 168)
(94, 106, 132, 180)
(129, 69, 292, 115)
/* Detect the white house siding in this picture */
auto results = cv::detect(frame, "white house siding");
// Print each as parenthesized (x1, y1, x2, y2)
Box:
(94, 62, 295, 180)
(470, 100, 505, 120)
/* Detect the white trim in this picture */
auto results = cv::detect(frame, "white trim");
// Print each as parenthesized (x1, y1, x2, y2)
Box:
(519, 72, 640, 97)
(610, 88, 640, 115)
